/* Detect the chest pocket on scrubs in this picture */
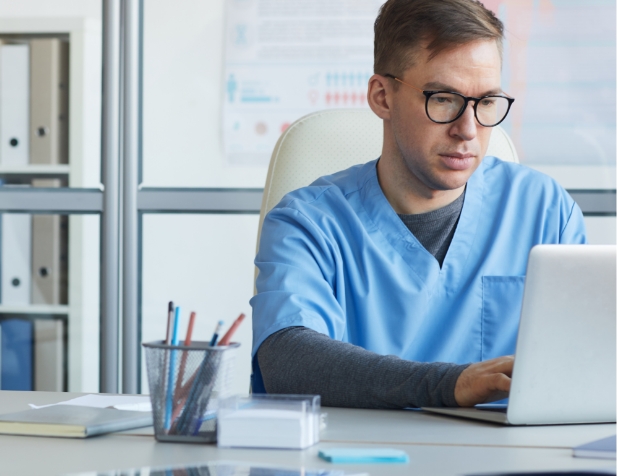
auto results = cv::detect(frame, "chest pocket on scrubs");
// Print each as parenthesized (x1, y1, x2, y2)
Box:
(481, 276, 525, 361)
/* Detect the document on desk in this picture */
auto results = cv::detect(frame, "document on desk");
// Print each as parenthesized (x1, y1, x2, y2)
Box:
(29, 394, 152, 412)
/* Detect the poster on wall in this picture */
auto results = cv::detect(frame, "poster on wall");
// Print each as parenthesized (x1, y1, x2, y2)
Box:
(223, 0, 382, 165)
(223, 0, 616, 169)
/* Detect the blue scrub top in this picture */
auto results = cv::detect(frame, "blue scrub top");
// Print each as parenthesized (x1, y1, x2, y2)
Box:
(250, 157, 586, 392)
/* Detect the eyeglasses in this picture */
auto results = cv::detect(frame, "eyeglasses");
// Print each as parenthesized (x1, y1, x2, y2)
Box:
(384, 74, 515, 127)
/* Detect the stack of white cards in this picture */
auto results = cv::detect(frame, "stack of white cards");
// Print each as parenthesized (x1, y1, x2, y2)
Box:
(217, 394, 320, 449)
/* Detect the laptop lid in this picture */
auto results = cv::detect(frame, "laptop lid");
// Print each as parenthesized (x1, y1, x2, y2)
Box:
(507, 245, 616, 425)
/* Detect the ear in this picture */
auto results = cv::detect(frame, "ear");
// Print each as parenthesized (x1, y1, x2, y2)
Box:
(367, 74, 392, 121)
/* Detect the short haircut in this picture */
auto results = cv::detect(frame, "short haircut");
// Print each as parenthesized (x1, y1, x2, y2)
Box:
(374, 0, 504, 76)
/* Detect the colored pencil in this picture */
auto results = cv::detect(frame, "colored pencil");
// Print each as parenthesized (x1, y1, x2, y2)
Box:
(171, 312, 197, 426)
(218, 313, 245, 346)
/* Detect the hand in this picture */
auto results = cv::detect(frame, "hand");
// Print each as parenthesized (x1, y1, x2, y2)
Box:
(454, 355, 514, 407)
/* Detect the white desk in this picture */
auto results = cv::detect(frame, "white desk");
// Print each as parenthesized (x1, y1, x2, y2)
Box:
(322, 407, 616, 449)
(0, 391, 614, 476)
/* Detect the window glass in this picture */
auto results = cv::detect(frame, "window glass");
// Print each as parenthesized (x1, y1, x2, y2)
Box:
(141, 214, 258, 395)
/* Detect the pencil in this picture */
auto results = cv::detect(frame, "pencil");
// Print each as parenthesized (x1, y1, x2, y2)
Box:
(171, 311, 197, 426)
(184, 311, 196, 346)
(218, 313, 245, 346)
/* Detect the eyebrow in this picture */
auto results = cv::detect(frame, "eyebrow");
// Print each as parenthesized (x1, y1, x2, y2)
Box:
(422, 81, 504, 96)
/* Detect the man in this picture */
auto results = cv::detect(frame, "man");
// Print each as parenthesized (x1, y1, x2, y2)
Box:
(250, 0, 586, 409)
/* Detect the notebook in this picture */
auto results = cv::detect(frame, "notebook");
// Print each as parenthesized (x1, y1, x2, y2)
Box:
(0, 404, 153, 438)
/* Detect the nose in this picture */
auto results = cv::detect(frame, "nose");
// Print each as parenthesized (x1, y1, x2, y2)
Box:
(449, 101, 477, 141)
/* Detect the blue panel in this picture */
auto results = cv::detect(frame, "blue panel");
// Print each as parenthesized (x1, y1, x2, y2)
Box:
(1, 319, 33, 390)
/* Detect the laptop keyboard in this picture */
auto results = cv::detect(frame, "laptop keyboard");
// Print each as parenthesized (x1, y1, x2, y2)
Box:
(476, 406, 507, 413)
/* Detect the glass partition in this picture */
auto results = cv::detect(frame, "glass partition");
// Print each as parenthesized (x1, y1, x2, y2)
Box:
(141, 214, 258, 395)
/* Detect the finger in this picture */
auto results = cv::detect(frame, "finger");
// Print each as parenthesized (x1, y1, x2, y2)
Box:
(488, 356, 515, 376)
(483, 389, 509, 404)
(490, 373, 511, 392)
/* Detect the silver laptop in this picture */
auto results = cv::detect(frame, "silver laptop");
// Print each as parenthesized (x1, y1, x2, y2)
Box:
(424, 244, 616, 425)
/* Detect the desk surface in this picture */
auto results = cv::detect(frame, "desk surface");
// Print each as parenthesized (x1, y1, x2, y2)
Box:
(0, 391, 615, 476)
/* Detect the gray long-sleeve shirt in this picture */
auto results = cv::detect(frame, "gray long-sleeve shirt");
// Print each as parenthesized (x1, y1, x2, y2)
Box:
(257, 191, 470, 409)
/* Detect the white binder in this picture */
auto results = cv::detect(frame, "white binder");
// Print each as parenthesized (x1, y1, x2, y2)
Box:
(31, 179, 67, 305)
(1, 213, 32, 305)
(29, 39, 69, 165)
(0, 44, 30, 165)
(34, 319, 64, 391)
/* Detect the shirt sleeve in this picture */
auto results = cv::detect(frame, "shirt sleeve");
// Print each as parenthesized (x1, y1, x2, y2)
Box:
(559, 200, 587, 244)
(251, 202, 347, 357)
(258, 326, 469, 409)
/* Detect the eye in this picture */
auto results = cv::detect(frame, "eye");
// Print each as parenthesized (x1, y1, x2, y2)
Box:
(430, 93, 456, 104)
(479, 98, 497, 107)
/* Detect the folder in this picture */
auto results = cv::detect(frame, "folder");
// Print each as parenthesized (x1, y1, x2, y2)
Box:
(1, 212, 32, 305)
(29, 39, 70, 165)
(0, 43, 30, 166)
(33, 319, 64, 391)
(31, 179, 67, 305)
(0, 318, 33, 390)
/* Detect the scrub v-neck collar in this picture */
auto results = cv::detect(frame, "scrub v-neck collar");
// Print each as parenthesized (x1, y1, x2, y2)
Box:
(357, 159, 485, 294)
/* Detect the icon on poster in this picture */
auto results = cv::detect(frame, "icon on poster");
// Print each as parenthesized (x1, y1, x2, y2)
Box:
(255, 122, 267, 135)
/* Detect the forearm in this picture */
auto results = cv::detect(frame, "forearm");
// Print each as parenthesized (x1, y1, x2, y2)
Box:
(257, 326, 469, 409)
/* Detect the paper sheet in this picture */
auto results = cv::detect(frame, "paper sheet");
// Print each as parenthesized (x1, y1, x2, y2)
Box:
(29, 394, 152, 412)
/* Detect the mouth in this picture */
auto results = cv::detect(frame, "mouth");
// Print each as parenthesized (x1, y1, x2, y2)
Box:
(439, 152, 476, 171)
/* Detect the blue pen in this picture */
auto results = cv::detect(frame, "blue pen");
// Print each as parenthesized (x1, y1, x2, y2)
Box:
(164, 306, 181, 431)
(209, 320, 224, 346)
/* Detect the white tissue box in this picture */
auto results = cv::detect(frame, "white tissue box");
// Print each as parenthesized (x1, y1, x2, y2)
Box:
(217, 394, 320, 449)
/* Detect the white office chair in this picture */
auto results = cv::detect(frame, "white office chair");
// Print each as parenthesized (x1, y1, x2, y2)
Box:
(256, 108, 519, 250)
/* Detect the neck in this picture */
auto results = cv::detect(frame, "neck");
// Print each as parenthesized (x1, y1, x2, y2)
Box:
(376, 150, 465, 215)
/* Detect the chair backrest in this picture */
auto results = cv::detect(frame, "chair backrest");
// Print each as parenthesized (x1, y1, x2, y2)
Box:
(257, 108, 518, 249)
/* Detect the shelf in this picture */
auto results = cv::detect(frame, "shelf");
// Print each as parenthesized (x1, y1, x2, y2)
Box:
(0, 165, 70, 180)
(0, 304, 69, 315)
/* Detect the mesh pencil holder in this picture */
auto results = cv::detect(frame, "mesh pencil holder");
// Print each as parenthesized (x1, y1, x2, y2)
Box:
(142, 340, 239, 443)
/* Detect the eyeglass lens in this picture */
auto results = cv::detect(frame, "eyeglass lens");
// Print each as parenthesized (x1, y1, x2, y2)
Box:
(427, 93, 510, 126)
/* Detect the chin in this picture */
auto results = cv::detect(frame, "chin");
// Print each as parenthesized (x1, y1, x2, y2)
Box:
(428, 172, 471, 192)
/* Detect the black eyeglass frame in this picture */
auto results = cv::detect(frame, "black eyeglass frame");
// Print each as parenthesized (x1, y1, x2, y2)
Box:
(384, 74, 515, 127)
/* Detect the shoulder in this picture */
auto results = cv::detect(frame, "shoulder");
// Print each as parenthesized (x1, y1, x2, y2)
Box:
(482, 156, 573, 202)
(273, 160, 376, 215)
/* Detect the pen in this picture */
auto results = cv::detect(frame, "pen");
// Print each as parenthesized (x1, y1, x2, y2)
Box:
(209, 320, 224, 346)
(218, 313, 245, 346)
(174, 312, 246, 431)
(165, 306, 181, 430)
(165, 301, 174, 344)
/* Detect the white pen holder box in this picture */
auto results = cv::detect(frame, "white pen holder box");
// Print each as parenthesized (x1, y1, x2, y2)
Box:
(217, 394, 321, 449)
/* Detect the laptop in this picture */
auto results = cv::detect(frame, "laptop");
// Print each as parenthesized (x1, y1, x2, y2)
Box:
(423, 244, 616, 425)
